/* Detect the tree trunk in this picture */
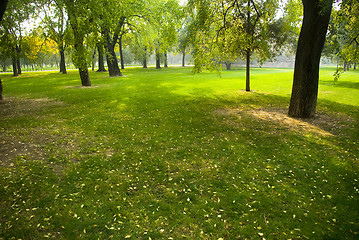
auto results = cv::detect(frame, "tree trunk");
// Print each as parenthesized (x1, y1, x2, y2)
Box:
(182, 48, 185, 67)
(288, 0, 333, 118)
(246, 49, 250, 91)
(79, 68, 91, 86)
(0, 79, 3, 101)
(16, 59, 21, 75)
(91, 48, 96, 71)
(119, 36, 124, 69)
(225, 61, 231, 70)
(97, 45, 106, 72)
(12, 56, 18, 77)
(66, 2, 91, 86)
(106, 44, 122, 76)
(156, 49, 161, 69)
(164, 52, 168, 68)
(143, 47, 147, 68)
(59, 47, 67, 74)
(245, 0, 251, 92)
(106, 37, 122, 76)
(0, 0, 8, 22)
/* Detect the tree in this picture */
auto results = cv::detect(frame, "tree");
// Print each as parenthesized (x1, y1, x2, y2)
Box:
(152, 0, 183, 69)
(64, 0, 92, 86)
(96, 42, 106, 72)
(41, 0, 69, 74)
(188, 0, 283, 91)
(288, 0, 333, 118)
(332, 0, 359, 70)
(95, 0, 147, 76)
(0, 0, 36, 76)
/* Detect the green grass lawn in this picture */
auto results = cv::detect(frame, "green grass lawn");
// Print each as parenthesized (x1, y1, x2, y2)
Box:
(0, 66, 358, 239)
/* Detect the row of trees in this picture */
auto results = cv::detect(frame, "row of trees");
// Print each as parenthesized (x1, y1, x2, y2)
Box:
(0, 0, 358, 117)
(0, 0, 184, 85)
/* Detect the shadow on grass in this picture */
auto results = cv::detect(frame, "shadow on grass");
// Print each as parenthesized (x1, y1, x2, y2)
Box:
(321, 80, 359, 90)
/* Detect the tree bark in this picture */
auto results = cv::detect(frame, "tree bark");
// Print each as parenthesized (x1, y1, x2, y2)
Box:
(97, 45, 106, 72)
(12, 56, 18, 77)
(15, 45, 21, 75)
(225, 61, 231, 70)
(143, 47, 147, 68)
(119, 36, 124, 69)
(182, 49, 185, 67)
(288, 0, 333, 118)
(0, 0, 8, 22)
(246, 49, 250, 91)
(79, 68, 91, 86)
(164, 52, 168, 68)
(59, 47, 67, 74)
(156, 49, 161, 69)
(106, 44, 122, 76)
(91, 48, 96, 71)
(16, 59, 21, 74)
(106, 34, 122, 76)
(245, 0, 251, 92)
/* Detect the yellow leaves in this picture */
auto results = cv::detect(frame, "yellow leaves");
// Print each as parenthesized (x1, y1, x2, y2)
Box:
(23, 33, 59, 63)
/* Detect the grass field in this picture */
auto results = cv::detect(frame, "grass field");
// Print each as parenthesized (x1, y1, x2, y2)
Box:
(0, 66, 358, 239)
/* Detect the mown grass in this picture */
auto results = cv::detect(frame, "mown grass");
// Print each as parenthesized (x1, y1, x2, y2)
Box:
(0, 66, 358, 239)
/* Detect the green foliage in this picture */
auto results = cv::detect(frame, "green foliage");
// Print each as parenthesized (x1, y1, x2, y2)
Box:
(187, 0, 287, 73)
(0, 67, 358, 239)
(326, 0, 359, 65)
(333, 67, 343, 84)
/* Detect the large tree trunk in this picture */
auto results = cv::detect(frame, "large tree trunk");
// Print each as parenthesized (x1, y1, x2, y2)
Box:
(106, 44, 122, 76)
(288, 0, 333, 118)
(119, 36, 124, 70)
(97, 45, 106, 72)
(106, 33, 122, 76)
(59, 46, 67, 74)
(79, 68, 91, 86)
(0, 0, 8, 22)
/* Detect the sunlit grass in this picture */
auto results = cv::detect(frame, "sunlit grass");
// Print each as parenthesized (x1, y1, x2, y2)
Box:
(0, 66, 358, 239)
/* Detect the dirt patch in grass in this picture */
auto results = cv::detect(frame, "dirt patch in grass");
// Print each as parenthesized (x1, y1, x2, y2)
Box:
(215, 107, 353, 136)
(0, 97, 115, 172)
(0, 97, 64, 118)
(0, 97, 73, 170)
